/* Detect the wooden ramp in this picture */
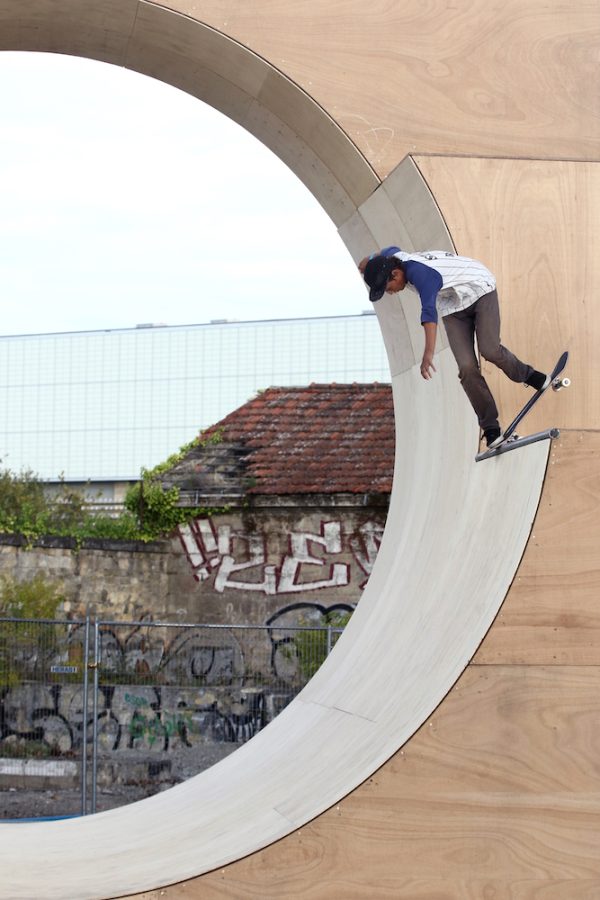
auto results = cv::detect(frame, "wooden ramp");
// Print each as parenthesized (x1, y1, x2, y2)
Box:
(0, 1, 599, 897)
(0, 169, 552, 897)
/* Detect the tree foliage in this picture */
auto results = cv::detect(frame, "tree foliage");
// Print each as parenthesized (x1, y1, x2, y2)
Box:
(0, 573, 65, 618)
(0, 466, 48, 535)
(0, 462, 212, 545)
(0, 574, 66, 690)
(290, 610, 353, 681)
(0, 429, 229, 545)
(0, 465, 139, 543)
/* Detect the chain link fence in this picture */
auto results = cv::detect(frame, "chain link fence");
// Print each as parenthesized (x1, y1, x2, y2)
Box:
(0, 615, 345, 820)
(0, 616, 92, 819)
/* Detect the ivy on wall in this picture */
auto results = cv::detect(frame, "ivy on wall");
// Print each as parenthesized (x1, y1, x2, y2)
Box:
(123, 432, 228, 540)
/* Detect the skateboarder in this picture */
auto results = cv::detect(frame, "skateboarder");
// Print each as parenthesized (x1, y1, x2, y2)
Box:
(362, 250, 549, 448)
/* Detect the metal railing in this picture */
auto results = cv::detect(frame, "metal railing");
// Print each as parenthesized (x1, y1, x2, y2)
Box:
(0, 615, 346, 819)
(74, 501, 125, 519)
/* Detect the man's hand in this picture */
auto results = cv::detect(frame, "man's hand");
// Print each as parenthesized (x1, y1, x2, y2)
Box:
(420, 351, 436, 380)
(421, 321, 437, 379)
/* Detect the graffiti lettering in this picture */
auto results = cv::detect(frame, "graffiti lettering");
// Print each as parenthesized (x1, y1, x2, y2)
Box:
(349, 520, 385, 589)
(179, 519, 351, 594)
(278, 522, 349, 592)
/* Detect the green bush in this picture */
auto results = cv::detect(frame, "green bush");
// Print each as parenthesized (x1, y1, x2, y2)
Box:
(0, 573, 65, 619)
(0, 466, 49, 537)
(291, 610, 352, 681)
(0, 574, 66, 689)
(0, 466, 131, 543)
(123, 433, 227, 540)
(0, 459, 219, 544)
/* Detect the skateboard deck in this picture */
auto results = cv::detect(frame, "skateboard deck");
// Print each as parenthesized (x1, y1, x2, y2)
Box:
(475, 350, 569, 463)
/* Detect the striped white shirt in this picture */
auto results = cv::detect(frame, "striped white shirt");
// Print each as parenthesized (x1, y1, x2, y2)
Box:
(393, 251, 496, 324)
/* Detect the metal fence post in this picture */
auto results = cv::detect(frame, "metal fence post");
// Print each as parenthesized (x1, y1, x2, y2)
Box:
(80, 612, 91, 816)
(91, 619, 100, 815)
(0, 615, 349, 818)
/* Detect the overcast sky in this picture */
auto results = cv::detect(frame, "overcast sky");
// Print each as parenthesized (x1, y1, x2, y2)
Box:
(0, 51, 369, 337)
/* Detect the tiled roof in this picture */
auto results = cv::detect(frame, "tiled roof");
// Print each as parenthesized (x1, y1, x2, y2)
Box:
(198, 383, 394, 495)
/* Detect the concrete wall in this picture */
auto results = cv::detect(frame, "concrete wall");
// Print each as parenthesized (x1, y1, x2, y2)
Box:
(0, 503, 387, 625)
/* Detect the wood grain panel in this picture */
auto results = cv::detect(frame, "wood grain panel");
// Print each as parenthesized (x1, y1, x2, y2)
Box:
(1, 123, 554, 900)
(475, 430, 600, 665)
(0, 4, 596, 899)
(0, 0, 138, 62)
(134, 665, 600, 898)
(124, 2, 378, 224)
(415, 157, 600, 433)
(170, 0, 600, 172)
(128, 159, 600, 898)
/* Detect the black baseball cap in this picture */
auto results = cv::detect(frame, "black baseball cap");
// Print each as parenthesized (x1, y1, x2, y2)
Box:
(363, 255, 402, 302)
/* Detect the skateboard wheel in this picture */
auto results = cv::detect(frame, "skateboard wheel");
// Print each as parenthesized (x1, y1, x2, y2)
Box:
(552, 377, 570, 391)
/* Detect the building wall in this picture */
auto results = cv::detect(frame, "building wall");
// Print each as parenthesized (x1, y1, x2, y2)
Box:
(0, 314, 387, 482)
(0, 504, 386, 625)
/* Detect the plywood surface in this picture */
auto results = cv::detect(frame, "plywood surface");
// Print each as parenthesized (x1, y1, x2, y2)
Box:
(0, 145, 552, 899)
(0, 350, 550, 900)
(171, 0, 600, 171)
(134, 665, 600, 899)
(415, 156, 600, 433)
(0, 3, 596, 899)
(2, 1, 599, 177)
(475, 430, 600, 665)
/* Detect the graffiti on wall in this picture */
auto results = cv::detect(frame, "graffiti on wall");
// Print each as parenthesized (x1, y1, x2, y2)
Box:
(178, 518, 384, 594)
(349, 520, 385, 589)
(0, 603, 354, 757)
(97, 622, 245, 687)
(266, 601, 354, 681)
(0, 681, 268, 755)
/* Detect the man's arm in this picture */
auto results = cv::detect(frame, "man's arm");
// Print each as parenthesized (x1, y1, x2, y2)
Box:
(403, 260, 442, 380)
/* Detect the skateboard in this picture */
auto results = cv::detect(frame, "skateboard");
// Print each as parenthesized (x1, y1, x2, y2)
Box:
(475, 350, 569, 462)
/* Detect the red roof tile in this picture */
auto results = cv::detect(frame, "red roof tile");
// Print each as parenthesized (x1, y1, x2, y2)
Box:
(199, 383, 394, 495)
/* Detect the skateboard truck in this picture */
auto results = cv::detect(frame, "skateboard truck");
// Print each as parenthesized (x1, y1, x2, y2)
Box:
(476, 428, 560, 462)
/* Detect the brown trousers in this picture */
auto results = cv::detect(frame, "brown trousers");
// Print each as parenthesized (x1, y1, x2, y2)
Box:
(442, 290, 534, 433)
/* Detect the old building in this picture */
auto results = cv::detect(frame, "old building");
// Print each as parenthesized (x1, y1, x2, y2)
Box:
(0, 383, 396, 789)
(0, 383, 395, 630)
(166, 382, 395, 630)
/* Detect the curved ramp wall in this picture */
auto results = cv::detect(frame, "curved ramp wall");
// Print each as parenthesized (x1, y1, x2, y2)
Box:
(0, 1, 598, 898)
(189, 157, 600, 898)
(0, 150, 550, 898)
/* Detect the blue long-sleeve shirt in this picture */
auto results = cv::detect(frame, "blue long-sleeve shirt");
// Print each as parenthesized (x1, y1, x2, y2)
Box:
(393, 251, 496, 324)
